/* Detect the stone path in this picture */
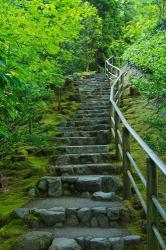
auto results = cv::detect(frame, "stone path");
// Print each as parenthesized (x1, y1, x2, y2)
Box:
(14, 74, 140, 250)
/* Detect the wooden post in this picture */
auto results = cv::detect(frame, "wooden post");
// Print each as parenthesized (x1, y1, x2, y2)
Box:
(123, 127, 131, 199)
(115, 112, 120, 160)
(147, 158, 159, 250)
(109, 104, 114, 141)
(117, 79, 121, 107)
(120, 73, 125, 107)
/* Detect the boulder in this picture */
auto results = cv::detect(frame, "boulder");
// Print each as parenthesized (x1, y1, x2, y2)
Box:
(77, 208, 91, 224)
(12, 208, 29, 219)
(75, 176, 102, 192)
(109, 237, 124, 250)
(33, 208, 65, 227)
(38, 180, 48, 192)
(124, 235, 141, 245)
(28, 188, 37, 198)
(104, 176, 121, 192)
(67, 214, 79, 226)
(48, 177, 62, 197)
(15, 231, 53, 250)
(92, 192, 119, 201)
(107, 208, 120, 221)
(37, 177, 62, 197)
(97, 215, 109, 228)
(90, 238, 110, 250)
(49, 238, 81, 250)
(90, 217, 98, 227)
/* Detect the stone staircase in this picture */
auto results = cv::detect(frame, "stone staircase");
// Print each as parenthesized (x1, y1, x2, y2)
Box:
(14, 74, 140, 250)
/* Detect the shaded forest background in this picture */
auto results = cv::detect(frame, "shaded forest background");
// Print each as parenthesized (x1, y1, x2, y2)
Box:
(0, 0, 166, 158)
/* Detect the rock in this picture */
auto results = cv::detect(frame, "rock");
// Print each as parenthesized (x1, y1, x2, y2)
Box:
(97, 215, 109, 228)
(90, 217, 98, 227)
(48, 178, 62, 197)
(15, 231, 53, 250)
(38, 180, 48, 192)
(109, 237, 124, 250)
(28, 188, 37, 198)
(124, 235, 141, 245)
(77, 208, 91, 224)
(67, 214, 79, 226)
(92, 207, 106, 215)
(104, 176, 121, 192)
(107, 208, 119, 221)
(92, 192, 119, 201)
(76, 237, 85, 249)
(62, 176, 78, 184)
(66, 208, 77, 216)
(49, 238, 81, 250)
(37, 177, 62, 197)
(34, 208, 65, 227)
(75, 176, 102, 192)
(90, 238, 110, 250)
(12, 208, 29, 219)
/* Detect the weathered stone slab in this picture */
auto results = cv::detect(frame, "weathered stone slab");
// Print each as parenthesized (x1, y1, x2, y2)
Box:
(90, 238, 110, 250)
(49, 238, 81, 250)
(92, 192, 119, 201)
(77, 208, 91, 224)
(75, 176, 102, 192)
(12, 208, 29, 219)
(15, 231, 53, 250)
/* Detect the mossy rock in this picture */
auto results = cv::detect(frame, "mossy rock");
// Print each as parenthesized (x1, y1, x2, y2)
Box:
(23, 213, 42, 228)
(82, 71, 96, 79)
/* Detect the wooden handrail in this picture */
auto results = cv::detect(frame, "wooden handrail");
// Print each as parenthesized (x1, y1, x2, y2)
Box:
(105, 58, 166, 250)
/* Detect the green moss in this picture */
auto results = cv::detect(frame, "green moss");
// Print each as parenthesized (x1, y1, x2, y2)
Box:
(0, 81, 80, 248)
(0, 220, 27, 238)
(0, 238, 18, 250)
(0, 220, 30, 250)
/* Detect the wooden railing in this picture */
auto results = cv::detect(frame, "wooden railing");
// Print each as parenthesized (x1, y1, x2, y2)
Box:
(105, 56, 166, 250)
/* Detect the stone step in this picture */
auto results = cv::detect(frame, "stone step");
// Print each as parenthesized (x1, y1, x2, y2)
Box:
(57, 130, 110, 144)
(15, 228, 140, 250)
(23, 199, 129, 228)
(75, 113, 109, 119)
(76, 109, 109, 114)
(78, 108, 109, 113)
(54, 152, 111, 165)
(83, 95, 109, 99)
(26, 196, 123, 210)
(79, 84, 108, 87)
(59, 124, 109, 132)
(58, 129, 109, 137)
(80, 91, 109, 95)
(56, 137, 98, 145)
(67, 119, 109, 127)
(36, 175, 121, 197)
(79, 82, 108, 86)
(49, 163, 121, 176)
(80, 103, 109, 108)
(56, 145, 109, 154)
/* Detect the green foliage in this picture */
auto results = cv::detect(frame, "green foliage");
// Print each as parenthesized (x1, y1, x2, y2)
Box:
(0, 0, 102, 154)
(121, 0, 166, 153)
(123, 30, 166, 152)
(86, 0, 125, 65)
